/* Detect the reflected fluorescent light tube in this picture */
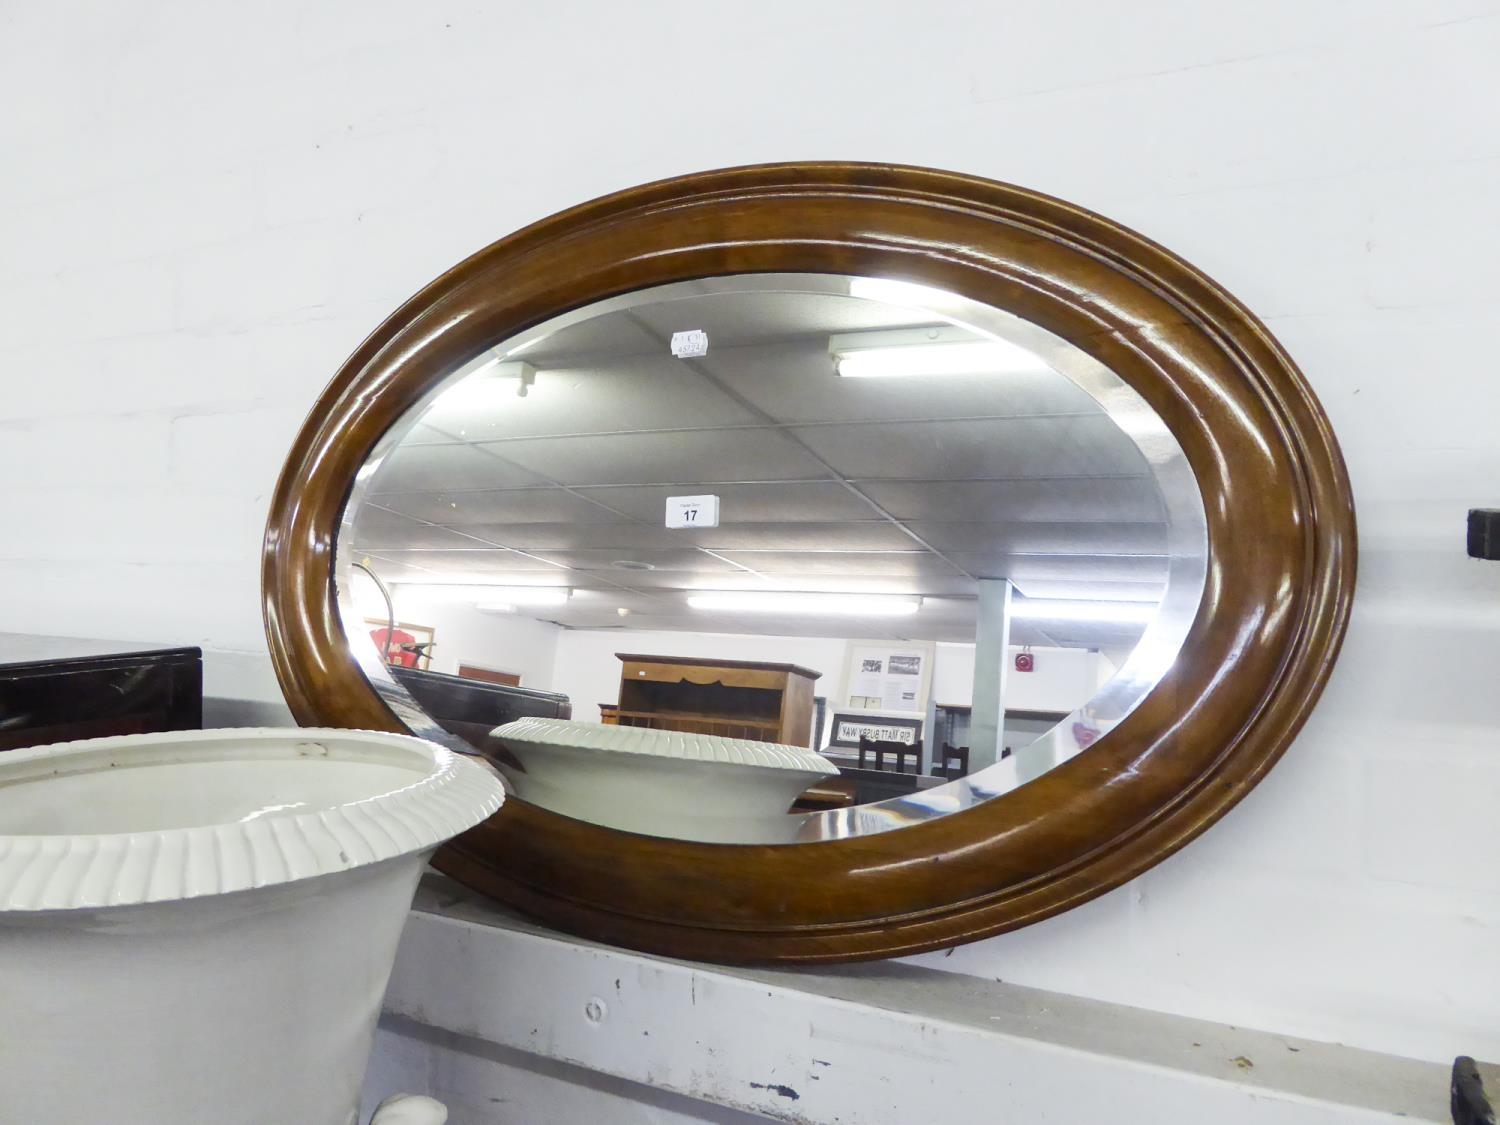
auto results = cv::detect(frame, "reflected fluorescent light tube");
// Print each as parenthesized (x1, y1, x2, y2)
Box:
(687, 592, 921, 616)
(475, 603, 517, 615)
(829, 328, 1043, 379)
(1010, 600, 1157, 624)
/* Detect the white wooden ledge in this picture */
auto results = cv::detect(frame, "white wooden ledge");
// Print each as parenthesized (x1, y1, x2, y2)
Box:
(364, 875, 1467, 1124)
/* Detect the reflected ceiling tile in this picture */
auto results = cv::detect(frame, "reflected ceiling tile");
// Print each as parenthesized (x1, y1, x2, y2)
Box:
(914, 596, 980, 618)
(855, 478, 1167, 523)
(393, 422, 463, 445)
(903, 520, 1170, 556)
(347, 505, 488, 551)
(569, 481, 876, 523)
(464, 522, 684, 551)
(415, 354, 762, 442)
(789, 416, 1150, 480)
(503, 309, 663, 366)
(524, 548, 747, 573)
(576, 569, 748, 591)
(1012, 620, 1149, 652)
(665, 614, 917, 642)
(563, 588, 672, 611)
(359, 548, 569, 573)
(577, 614, 722, 633)
(600, 571, 978, 597)
(711, 551, 966, 578)
(948, 553, 1170, 583)
(627, 290, 939, 348)
(1007, 578, 1171, 602)
(706, 339, 1100, 425)
(375, 488, 634, 526)
(478, 428, 833, 486)
(685, 521, 917, 552)
(368, 442, 550, 493)
(353, 553, 442, 584)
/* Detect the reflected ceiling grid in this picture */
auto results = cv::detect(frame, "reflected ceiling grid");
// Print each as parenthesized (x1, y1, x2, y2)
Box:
(358, 501, 684, 610)
(374, 410, 744, 612)
(619, 308, 980, 585)
(411, 410, 1115, 446)
(353, 291, 1171, 644)
(411, 421, 650, 524)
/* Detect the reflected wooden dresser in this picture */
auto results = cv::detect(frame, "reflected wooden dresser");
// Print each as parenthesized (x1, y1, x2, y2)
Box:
(0, 634, 203, 751)
(606, 653, 820, 746)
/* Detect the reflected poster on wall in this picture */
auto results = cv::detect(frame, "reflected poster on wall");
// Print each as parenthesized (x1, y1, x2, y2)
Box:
(842, 642, 933, 715)
(365, 619, 435, 671)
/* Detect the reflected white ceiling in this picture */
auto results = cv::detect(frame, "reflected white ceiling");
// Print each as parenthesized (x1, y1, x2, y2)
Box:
(350, 286, 1171, 651)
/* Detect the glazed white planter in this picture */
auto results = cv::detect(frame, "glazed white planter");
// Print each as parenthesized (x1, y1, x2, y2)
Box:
(0, 728, 504, 1125)
(489, 718, 838, 843)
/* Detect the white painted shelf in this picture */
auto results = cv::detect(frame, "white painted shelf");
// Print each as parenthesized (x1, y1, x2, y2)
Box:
(364, 874, 1472, 1124)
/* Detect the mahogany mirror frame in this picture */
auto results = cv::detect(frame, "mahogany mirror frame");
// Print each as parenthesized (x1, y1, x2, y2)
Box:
(262, 162, 1356, 964)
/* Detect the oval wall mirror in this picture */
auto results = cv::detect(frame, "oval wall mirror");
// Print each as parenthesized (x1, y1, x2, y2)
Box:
(336, 272, 1207, 844)
(264, 163, 1355, 962)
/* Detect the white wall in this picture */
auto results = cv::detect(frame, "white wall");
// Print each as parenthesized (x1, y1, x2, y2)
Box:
(2, 0, 1497, 1071)
(929, 641, 1115, 712)
(558, 631, 1109, 723)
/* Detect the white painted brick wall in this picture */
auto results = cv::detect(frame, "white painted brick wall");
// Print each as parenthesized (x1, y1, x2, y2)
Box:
(1, 0, 1497, 1083)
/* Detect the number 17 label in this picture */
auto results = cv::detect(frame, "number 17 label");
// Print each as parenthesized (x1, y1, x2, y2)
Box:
(665, 494, 720, 529)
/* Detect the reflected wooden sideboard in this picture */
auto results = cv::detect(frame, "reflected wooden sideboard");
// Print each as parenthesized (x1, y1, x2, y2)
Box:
(603, 654, 820, 746)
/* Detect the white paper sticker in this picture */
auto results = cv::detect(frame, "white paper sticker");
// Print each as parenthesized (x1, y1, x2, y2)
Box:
(670, 330, 709, 358)
(665, 494, 719, 529)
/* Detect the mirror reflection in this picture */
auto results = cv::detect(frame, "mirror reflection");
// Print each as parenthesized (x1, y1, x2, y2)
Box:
(336, 274, 1206, 843)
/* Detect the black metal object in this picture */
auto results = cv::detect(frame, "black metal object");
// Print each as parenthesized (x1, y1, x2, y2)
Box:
(1453, 1057, 1496, 1125)
(1469, 510, 1500, 560)
(389, 665, 570, 758)
(0, 634, 202, 751)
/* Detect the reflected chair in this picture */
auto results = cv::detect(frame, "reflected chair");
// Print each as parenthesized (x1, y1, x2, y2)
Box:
(858, 736, 920, 774)
(937, 742, 970, 780)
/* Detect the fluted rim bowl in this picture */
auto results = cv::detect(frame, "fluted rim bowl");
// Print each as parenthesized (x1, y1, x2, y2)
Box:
(486, 718, 839, 843)
(491, 717, 839, 778)
(0, 728, 505, 912)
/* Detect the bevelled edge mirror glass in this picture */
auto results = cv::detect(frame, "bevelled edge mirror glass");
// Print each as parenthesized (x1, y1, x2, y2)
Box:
(263, 162, 1356, 964)
(333, 273, 1207, 846)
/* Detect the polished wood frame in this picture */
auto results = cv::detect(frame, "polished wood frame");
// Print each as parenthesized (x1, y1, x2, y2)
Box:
(263, 162, 1356, 964)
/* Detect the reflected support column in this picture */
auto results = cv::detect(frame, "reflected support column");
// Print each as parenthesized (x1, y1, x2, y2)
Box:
(969, 579, 1012, 771)
(921, 695, 937, 775)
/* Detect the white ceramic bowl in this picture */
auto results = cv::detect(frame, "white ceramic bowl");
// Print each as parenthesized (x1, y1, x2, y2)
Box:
(488, 717, 838, 843)
(0, 728, 503, 1125)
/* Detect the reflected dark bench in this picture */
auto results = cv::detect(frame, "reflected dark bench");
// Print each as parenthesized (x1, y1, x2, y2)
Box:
(0, 634, 201, 751)
(389, 666, 570, 759)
